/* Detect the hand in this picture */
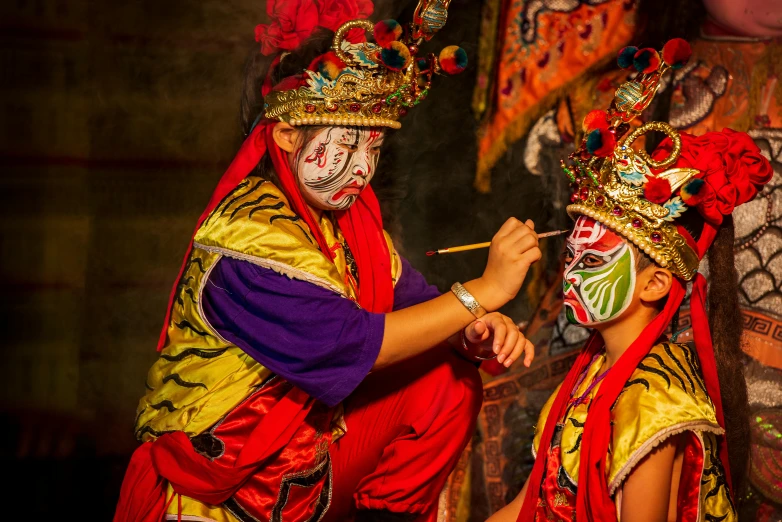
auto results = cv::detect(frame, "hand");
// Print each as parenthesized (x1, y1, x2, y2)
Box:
(464, 312, 535, 368)
(477, 218, 542, 310)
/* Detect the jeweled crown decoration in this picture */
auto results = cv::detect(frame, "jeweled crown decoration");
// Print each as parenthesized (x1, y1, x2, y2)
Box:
(264, 0, 466, 130)
(562, 38, 706, 280)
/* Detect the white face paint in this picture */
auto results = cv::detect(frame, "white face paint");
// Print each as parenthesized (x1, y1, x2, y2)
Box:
(295, 126, 385, 211)
(563, 216, 637, 326)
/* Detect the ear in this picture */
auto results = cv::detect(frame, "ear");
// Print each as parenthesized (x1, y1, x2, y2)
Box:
(272, 122, 301, 153)
(638, 265, 673, 306)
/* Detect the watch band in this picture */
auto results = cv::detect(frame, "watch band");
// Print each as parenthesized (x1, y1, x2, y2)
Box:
(460, 330, 497, 361)
(451, 282, 487, 319)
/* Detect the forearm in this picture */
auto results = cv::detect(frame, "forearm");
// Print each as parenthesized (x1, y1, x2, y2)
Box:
(375, 278, 500, 369)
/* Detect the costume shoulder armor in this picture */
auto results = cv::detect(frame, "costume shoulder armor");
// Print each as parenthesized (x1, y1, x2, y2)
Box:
(194, 179, 350, 297)
(607, 342, 723, 493)
(532, 383, 563, 458)
(383, 230, 402, 287)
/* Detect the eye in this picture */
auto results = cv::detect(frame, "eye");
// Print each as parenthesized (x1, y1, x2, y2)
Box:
(370, 145, 382, 154)
(582, 254, 605, 268)
(339, 143, 359, 153)
(563, 248, 574, 264)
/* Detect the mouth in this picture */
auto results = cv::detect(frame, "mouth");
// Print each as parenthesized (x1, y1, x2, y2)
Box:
(331, 181, 365, 201)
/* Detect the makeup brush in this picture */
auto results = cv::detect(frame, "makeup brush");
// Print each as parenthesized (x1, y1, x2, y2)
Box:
(425, 229, 569, 256)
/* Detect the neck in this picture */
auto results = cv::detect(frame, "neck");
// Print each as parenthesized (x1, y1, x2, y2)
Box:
(308, 204, 324, 221)
(595, 306, 658, 367)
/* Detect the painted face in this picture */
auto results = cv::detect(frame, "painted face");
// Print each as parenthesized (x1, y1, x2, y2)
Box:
(563, 216, 636, 326)
(295, 126, 384, 210)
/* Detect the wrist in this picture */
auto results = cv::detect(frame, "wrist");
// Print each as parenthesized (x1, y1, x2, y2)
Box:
(464, 278, 505, 312)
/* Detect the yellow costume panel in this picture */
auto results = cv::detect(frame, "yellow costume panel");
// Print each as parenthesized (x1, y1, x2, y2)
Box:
(533, 342, 735, 521)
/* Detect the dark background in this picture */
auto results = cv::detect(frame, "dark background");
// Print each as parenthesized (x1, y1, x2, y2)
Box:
(0, 0, 554, 518)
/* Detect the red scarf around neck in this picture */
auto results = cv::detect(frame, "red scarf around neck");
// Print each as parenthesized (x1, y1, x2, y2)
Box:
(518, 274, 729, 521)
(156, 121, 394, 351)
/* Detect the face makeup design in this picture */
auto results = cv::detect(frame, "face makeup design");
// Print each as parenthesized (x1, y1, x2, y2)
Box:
(563, 216, 636, 326)
(295, 126, 384, 210)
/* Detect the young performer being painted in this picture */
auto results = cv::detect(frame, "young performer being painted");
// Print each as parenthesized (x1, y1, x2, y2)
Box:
(113, 2, 543, 522)
(489, 40, 773, 522)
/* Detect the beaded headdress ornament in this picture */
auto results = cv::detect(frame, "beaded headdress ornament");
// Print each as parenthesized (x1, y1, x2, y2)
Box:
(263, 0, 466, 130)
(562, 39, 703, 279)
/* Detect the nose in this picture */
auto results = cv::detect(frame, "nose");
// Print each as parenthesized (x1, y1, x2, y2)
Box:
(352, 164, 368, 178)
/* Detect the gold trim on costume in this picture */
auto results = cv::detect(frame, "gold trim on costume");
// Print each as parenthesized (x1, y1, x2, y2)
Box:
(532, 343, 735, 520)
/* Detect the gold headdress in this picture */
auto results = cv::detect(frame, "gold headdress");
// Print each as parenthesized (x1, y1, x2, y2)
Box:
(562, 39, 703, 279)
(264, 0, 464, 130)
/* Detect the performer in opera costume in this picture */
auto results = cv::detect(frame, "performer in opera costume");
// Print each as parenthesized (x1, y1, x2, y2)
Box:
(113, 2, 544, 521)
(489, 40, 773, 521)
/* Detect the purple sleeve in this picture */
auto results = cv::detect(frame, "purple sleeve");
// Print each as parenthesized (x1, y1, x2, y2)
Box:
(202, 257, 384, 407)
(392, 256, 441, 311)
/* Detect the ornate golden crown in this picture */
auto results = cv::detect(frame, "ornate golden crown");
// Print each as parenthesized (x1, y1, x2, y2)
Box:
(562, 39, 703, 280)
(264, 0, 464, 129)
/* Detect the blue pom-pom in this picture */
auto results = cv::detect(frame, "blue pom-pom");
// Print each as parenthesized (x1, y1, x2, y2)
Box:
(617, 46, 638, 69)
(380, 44, 410, 71)
(685, 178, 704, 194)
(586, 129, 604, 154)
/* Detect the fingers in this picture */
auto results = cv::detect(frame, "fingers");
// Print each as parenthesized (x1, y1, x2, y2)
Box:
(499, 331, 523, 368)
(491, 321, 508, 355)
(496, 320, 520, 366)
(495, 217, 523, 239)
(464, 320, 489, 344)
(520, 246, 543, 266)
(495, 218, 537, 239)
(523, 338, 535, 367)
(496, 223, 538, 258)
(492, 320, 535, 368)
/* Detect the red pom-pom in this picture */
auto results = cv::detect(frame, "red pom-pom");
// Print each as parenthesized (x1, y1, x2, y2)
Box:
(643, 176, 673, 204)
(374, 19, 402, 47)
(662, 38, 692, 69)
(438, 46, 468, 75)
(307, 51, 347, 81)
(633, 48, 661, 74)
(585, 128, 615, 157)
(582, 110, 610, 132)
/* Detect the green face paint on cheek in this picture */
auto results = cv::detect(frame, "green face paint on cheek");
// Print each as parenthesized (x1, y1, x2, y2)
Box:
(576, 245, 634, 321)
(563, 215, 637, 326)
(564, 243, 636, 325)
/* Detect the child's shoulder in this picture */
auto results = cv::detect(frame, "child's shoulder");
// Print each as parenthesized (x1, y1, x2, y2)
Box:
(617, 341, 713, 411)
(607, 342, 723, 493)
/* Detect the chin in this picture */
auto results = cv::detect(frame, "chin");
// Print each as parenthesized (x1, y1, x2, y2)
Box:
(326, 196, 358, 211)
